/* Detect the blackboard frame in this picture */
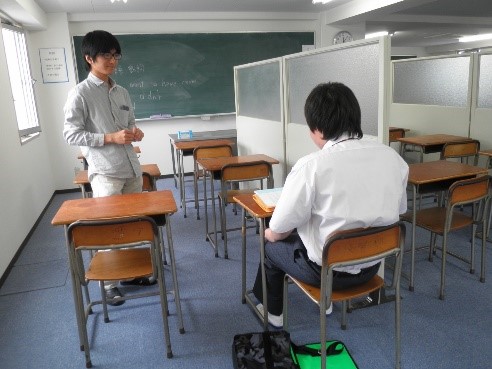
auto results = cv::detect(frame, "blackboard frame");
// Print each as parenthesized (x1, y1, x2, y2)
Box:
(72, 32, 314, 120)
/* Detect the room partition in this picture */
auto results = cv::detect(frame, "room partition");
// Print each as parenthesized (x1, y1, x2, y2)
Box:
(235, 36, 391, 184)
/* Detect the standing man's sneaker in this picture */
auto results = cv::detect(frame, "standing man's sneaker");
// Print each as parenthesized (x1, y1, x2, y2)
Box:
(105, 286, 125, 306)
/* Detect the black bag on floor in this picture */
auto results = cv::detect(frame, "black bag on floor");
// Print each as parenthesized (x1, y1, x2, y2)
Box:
(232, 330, 298, 369)
(232, 330, 358, 369)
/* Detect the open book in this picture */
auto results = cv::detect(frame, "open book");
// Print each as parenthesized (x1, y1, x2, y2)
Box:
(253, 187, 283, 212)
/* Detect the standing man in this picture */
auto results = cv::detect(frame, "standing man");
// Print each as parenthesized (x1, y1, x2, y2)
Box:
(64, 30, 149, 306)
(253, 82, 409, 328)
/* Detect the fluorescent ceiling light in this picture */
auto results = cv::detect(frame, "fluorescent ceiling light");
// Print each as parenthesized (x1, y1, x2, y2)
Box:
(111, 0, 127, 3)
(312, 0, 333, 4)
(459, 33, 492, 43)
(365, 31, 389, 39)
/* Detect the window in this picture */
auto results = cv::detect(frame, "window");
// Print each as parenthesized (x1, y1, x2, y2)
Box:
(1, 22, 40, 142)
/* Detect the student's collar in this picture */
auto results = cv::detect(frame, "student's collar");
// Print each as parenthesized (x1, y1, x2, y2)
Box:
(88, 72, 115, 88)
(324, 134, 357, 149)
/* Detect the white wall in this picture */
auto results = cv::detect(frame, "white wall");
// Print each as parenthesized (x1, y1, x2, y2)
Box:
(0, 18, 55, 278)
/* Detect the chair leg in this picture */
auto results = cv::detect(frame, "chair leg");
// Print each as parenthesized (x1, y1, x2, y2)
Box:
(470, 224, 476, 274)
(219, 197, 229, 259)
(395, 282, 401, 369)
(100, 282, 110, 323)
(156, 265, 173, 359)
(480, 218, 487, 283)
(341, 300, 348, 330)
(439, 234, 447, 300)
(282, 276, 289, 331)
(76, 282, 92, 368)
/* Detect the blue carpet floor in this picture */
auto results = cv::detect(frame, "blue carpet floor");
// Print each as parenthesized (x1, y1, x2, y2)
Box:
(0, 177, 491, 369)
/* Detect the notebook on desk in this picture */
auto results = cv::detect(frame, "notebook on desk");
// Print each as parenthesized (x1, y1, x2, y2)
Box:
(253, 187, 283, 212)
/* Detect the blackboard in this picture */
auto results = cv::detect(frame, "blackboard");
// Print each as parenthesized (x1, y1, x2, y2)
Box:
(73, 32, 314, 119)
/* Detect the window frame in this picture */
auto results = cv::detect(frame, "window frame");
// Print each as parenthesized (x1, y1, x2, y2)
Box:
(1, 22, 41, 143)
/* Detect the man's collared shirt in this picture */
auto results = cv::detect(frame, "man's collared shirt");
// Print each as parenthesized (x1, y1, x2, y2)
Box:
(63, 72, 141, 181)
(269, 135, 409, 272)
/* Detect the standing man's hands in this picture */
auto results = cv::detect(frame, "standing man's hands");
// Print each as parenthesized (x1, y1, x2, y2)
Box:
(104, 127, 144, 145)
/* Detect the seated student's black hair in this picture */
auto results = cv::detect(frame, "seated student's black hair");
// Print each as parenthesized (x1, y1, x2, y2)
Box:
(81, 30, 122, 71)
(304, 82, 363, 141)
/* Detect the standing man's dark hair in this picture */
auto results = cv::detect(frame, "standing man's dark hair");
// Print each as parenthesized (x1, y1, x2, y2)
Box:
(81, 30, 122, 71)
(304, 82, 363, 141)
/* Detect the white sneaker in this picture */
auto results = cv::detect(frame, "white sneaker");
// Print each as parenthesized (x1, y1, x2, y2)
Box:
(326, 302, 333, 315)
(256, 303, 283, 328)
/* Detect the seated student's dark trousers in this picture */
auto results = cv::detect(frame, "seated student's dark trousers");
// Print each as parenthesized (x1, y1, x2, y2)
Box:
(253, 233, 380, 316)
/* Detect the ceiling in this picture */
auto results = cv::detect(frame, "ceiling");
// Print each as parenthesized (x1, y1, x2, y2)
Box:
(21, 0, 492, 51)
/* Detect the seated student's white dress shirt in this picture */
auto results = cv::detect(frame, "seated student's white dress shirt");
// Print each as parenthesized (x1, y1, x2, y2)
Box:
(269, 135, 409, 273)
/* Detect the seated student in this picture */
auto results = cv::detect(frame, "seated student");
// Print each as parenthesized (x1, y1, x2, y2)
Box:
(253, 82, 409, 328)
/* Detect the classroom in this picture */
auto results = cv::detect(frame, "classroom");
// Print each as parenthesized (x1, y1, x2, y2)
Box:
(1, 1, 491, 368)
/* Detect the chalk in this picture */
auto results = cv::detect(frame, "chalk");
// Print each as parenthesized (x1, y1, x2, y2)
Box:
(150, 114, 172, 119)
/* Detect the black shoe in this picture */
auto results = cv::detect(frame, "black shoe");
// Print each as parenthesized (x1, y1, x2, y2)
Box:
(120, 276, 157, 286)
(105, 286, 125, 306)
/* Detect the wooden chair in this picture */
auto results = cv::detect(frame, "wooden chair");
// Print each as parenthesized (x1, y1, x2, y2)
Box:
(389, 127, 406, 142)
(67, 216, 173, 368)
(193, 144, 234, 220)
(142, 171, 156, 192)
(218, 160, 272, 259)
(282, 223, 405, 369)
(401, 175, 490, 300)
(440, 140, 480, 165)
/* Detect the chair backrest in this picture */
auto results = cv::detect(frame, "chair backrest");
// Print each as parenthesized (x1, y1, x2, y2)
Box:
(322, 223, 404, 269)
(389, 128, 406, 142)
(68, 216, 158, 250)
(447, 175, 490, 208)
(193, 144, 233, 161)
(440, 140, 480, 165)
(142, 172, 155, 192)
(221, 160, 272, 183)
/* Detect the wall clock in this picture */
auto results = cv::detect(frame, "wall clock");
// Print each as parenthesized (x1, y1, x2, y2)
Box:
(333, 31, 353, 44)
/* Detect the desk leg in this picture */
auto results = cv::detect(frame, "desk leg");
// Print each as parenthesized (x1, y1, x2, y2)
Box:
(259, 219, 268, 329)
(210, 173, 218, 255)
(65, 226, 92, 365)
(170, 139, 177, 188)
(165, 215, 185, 334)
(241, 208, 247, 304)
(410, 184, 417, 291)
(179, 150, 187, 218)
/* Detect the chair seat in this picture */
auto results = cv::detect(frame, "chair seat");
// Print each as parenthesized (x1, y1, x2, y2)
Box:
(290, 275, 384, 304)
(401, 208, 473, 235)
(86, 248, 153, 281)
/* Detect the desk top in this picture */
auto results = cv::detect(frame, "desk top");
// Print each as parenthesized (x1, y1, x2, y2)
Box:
(169, 129, 237, 143)
(408, 160, 488, 185)
(73, 164, 160, 185)
(397, 134, 472, 146)
(173, 138, 235, 151)
(233, 193, 273, 219)
(77, 146, 140, 160)
(52, 190, 177, 226)
(197, 154, 280, 172)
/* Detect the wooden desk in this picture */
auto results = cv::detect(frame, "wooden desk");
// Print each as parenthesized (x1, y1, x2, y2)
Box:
(196, 154, 280, 258)
(168, 129, 237, 189)
(78, 146, 141, 170)
(397, 134, 473, 162)
(233, 193, 272, 329)
(52, 190, 185, 339)
(172, 138, 235, 218)
(403, 160, 488, 290)
(73, 163, 161, 198)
